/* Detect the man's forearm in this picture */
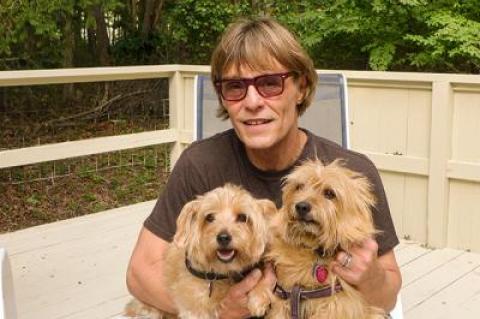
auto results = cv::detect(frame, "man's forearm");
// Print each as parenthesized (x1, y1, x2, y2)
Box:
(358, 266, 401, 312)
(126, 227, 178, 314)
(126, 262, 178, 314)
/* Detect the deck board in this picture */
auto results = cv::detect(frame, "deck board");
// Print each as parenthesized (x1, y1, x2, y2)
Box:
(403, 251, 480, 317)
(0, 201, 155, 319)
(1, 202, 480, 319)
(401, 248, 464, 286)
(394, 241, 431, 267)
(405, 264, 480, 318)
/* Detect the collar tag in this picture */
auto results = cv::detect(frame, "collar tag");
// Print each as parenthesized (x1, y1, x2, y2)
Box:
(313, 264, 328, 283)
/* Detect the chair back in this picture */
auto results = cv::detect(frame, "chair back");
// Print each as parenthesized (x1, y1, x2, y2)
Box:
(195, 73, 349, 148)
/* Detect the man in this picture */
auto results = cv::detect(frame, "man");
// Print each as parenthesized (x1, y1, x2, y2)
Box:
(127, 17, 402, 318)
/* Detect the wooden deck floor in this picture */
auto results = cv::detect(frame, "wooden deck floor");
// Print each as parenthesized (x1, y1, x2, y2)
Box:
(1, 203, 480, 319)
(395, 240, 480, 318)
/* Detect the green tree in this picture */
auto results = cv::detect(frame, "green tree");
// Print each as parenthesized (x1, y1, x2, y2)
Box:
(405, 1, 480, 72)
(0, 0, 478, 73)
(273, 0, 479, 72)
(0, 0, 67, 69)
(112, 0, 251, 65)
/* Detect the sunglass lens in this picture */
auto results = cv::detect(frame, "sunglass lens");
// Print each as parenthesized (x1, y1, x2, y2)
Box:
(222, 80, 246, 100)
(256, 75, 283, 97)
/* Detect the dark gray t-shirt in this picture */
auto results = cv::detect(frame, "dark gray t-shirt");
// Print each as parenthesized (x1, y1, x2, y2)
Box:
(144, 129, 399, 255)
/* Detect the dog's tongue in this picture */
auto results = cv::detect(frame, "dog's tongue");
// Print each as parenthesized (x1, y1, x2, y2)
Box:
(216, 249, 235, 261)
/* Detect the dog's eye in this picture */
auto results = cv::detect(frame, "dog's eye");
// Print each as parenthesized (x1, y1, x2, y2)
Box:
(295, 183, 304, 191)
(205, 214, 215, 223)
(323, 188, 336, 200)
(236, 213, 247, 223)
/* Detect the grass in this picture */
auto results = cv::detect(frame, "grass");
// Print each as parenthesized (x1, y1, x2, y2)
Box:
(0, 146, 171, 233)
(0, 79, 171, 233)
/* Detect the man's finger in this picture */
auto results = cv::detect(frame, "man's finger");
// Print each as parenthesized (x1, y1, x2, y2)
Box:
(231, 268, 262, 297)
(262, 263, 277, 290)
(335, 251, 351, 267)
(364, 237, 379, 252)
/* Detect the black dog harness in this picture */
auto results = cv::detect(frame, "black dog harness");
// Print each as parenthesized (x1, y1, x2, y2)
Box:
(185, 258, 263, 296)
(274, 282, 343, 319)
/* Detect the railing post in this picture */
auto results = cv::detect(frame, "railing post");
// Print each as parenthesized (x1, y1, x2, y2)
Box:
(427, 81, 453, 248)
(168, 70, 196, 170)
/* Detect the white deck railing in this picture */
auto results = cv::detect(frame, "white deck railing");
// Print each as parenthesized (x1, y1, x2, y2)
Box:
(0, 65, 209, 169)
(1, 65, 480, 253)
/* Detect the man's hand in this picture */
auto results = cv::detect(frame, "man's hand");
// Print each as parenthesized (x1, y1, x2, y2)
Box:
(332, 237, 384, 289)
(217, 263, 276, 319)
(332, 237, 402, 312)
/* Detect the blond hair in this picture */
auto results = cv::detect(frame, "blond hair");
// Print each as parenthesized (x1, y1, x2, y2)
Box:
(210, 17, 318, 119)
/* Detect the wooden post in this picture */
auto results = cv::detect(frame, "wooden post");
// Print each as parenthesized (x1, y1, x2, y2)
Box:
(427, 81, 453, 248)
(168, 71, 196, 170)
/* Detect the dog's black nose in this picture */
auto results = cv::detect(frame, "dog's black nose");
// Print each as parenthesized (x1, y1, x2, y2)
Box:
(216, 231, 232, 246)
(295, 201, 311, 217)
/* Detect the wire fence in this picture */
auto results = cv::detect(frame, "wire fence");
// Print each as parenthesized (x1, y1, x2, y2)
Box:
(0, 79, 173, 232)
(0, 79, 169, 150)
(0, 145, 171, 185)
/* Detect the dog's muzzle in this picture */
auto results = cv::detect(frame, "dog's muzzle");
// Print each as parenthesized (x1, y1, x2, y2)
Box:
(216, 231, 232, 246)
(295, 201, 314, 222)
(216, 231, 236, 262)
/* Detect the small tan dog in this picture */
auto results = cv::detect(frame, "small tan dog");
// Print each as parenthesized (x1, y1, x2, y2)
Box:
(125, 183, 275, 319)
(266, 159, 386, 319)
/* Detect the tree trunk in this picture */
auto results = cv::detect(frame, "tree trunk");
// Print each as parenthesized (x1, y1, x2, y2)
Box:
(126, 0, 138, 34)
(0, 88, 5, 113)
(62, 13, 75, 102)
(89, 4, 111, 108)
(152, 0, 165, 29)
(142, 0, 155, 37)
(73, 6, 84, 64)
(85, 5, 97, 61)
(90, 5, 111, 66)
(142, 0, 164, 37)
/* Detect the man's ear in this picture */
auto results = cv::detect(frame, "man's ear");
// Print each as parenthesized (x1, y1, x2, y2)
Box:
(296, 75, 308, 103)
(173, 200, 200, 248)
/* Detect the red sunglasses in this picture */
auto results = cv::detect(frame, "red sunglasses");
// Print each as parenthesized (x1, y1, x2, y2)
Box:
(214, 72, 294, 101)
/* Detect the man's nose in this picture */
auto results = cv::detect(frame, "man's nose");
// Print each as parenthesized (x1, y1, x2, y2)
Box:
(242, 84, 264, 110)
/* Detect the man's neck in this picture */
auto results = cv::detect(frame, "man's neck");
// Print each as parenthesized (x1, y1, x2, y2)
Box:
(246, 129, 307, 171)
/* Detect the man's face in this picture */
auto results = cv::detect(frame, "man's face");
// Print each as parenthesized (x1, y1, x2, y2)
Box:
(220, 63, 305, 152)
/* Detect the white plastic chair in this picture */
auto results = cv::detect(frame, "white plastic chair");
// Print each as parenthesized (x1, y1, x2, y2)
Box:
(195, 72, 403, 319)
(0, 248, 17, 319)
(390, 293, 403, 319)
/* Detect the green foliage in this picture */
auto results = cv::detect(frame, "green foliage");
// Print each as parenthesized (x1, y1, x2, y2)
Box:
(162, 0, 236, 64)
(0, 0, 122, 69)
(274, 1, 411, 70)
(0, 0, 478, 72)
(114, 0, 250, 65)
(366, 42, 397, 71)
(274, 0, 479, 72)
(405, 8, 480, 72)
(0, 0, 65, 68)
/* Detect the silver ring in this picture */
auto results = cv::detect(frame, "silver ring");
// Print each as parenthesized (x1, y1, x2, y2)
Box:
(342, 253, 352, 268)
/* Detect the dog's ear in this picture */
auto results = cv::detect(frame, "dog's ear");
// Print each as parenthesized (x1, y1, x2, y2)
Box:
(337, 173, 378, 247)
(173, 199, 201, 248)
(258, 199, 277, 220)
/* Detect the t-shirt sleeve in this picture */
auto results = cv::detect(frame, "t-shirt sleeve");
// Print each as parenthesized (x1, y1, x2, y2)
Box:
(360, 155, 400, 256)
(143, 149, 207, 242)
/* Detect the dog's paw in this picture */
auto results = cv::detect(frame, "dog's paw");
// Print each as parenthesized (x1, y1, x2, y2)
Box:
(247, 288, 272, 317)
(247, 299, 270, 317)
(124, 298, 166, 319)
